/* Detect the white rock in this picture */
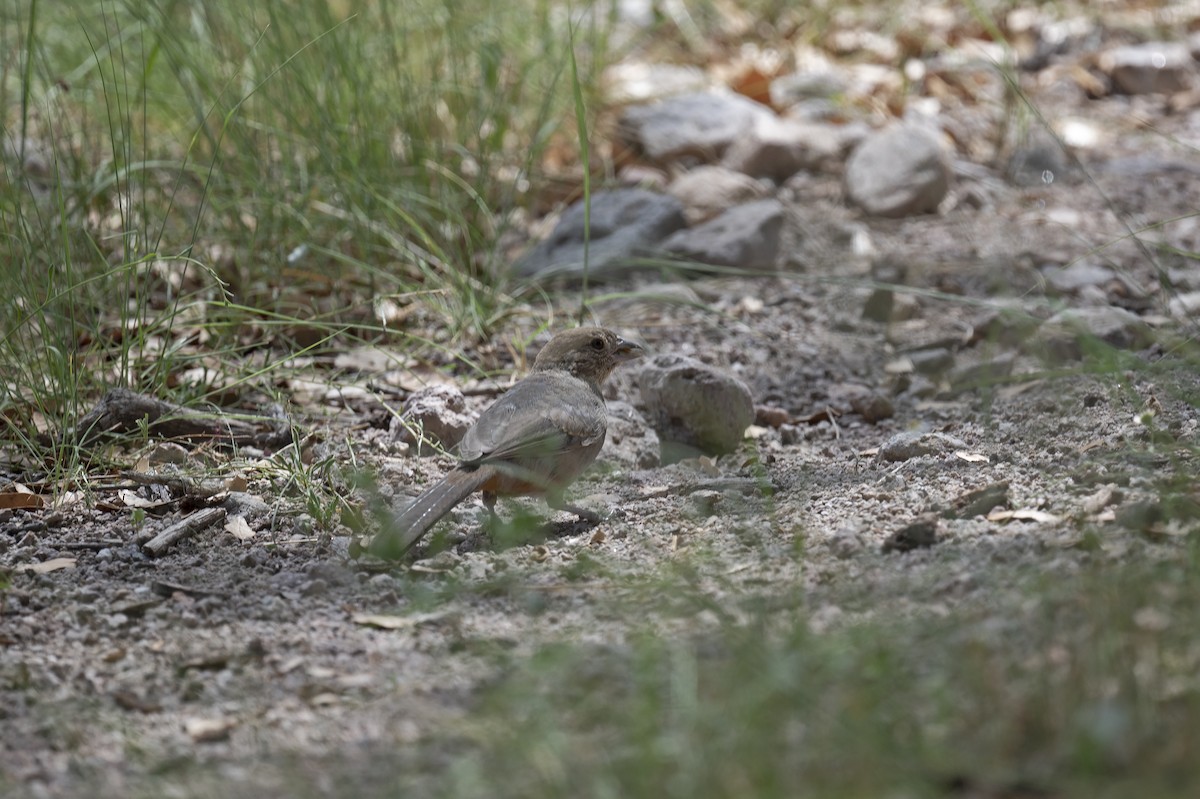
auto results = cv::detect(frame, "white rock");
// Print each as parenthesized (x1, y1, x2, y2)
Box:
(667, 165, 768, 225)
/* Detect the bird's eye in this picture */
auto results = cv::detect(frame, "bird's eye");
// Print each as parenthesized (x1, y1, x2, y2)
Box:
(590, 336, 606, 351)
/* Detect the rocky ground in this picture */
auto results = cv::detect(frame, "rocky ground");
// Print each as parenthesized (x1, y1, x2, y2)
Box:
(3, 3, 1200, 797)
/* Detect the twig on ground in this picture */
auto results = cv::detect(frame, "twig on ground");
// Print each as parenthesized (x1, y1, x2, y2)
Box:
(141, 507, 227, 557)
(59, 389, 293, 451)
(122, 470, 228, 499)
(150, 580, 224, 599)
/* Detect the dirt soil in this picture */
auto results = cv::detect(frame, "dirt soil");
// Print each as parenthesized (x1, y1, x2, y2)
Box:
(4, 15, 1200, 799)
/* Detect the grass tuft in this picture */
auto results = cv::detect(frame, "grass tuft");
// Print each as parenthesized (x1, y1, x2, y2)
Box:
(2, 0, 611, 458)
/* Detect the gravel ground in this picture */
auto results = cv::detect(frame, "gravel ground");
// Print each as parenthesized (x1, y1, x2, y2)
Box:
(4, 5, 1200, 796)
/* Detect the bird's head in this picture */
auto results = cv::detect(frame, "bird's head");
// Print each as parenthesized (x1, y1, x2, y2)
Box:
(532, 326, 645, 384)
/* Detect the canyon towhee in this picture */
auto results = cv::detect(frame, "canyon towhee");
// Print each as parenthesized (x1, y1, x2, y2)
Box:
(368, 326, 645, 559)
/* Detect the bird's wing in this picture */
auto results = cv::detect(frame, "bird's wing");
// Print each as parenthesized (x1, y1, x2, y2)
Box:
(459, 373, 606, 465)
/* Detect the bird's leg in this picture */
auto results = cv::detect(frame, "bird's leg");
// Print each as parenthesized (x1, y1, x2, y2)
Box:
(480, 490, 500, 532)
(453, 490, 500, 553)
(547, 492, 601, 524)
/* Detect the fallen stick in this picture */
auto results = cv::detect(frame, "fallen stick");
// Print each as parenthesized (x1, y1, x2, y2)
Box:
(142, 507, 227, 557)
(59, 388, 292, 450)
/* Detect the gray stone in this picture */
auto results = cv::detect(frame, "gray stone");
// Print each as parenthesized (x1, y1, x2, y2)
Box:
(667, 165, 768, 225)
(879, 431, 968, 462)
(949, 354, 1017, 393)
(769, 70, 849, 109)
(970, 303, 1045, 347)
(861, 259, 908, 323)
(637, 354, 754, 460)
(603, 61, 708, 104)
(391, 385, 473, 454)
(618, 164, 669, 191)
(513, 189, 686, 279)
(844, 124, 950, 218)
(907, 348, 956, 376)
(943, 481, 1010, 520)
(826, 525, 866, 559)
(222, 492, 271, 520)
(1038, 306, 1155, 361)
(720, 116, 842, 181)
(1167, 265, 1200, 292)
(1168, 291, 1200, 320)
(882, 516, 939, 553)
(662, 199, 784, 271)
(1044, 260, 1118, 294)
(2, 136, 54, 192)
(618, 90, 775, 163)
(1100, 43, 1195, 95)
(603, 400, 661, 470)
(848, 391, 894, 424)
(1006, 136, 1073, 187)
(861, 287, 894, 323)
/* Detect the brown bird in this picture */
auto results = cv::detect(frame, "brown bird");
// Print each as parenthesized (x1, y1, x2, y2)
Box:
(368, 327, 645, 560)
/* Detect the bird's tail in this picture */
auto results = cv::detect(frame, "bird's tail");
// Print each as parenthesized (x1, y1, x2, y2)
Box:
(368, 468, 491, 560)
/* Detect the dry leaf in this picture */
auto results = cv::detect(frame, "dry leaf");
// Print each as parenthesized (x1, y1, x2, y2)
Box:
(730, 64, 775, 106)
(351, 610, 451, 630)
(307, 692, 341, 707)
(112, 689, 163, 713)
(225, 476, 249, 492)
(351, 614, 413, 630)
(224, 515, 256, 541)
(802, 407, 842, 425)
(53, 490, 86, 509)
(0, 491, 43, 510)
(954, 451, 990, 463)
(306, 665, 337, 680)
(17, 557, 76, 573)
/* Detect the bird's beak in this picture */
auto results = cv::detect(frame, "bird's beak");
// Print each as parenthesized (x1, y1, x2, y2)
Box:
(613, 337, 646, 362)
